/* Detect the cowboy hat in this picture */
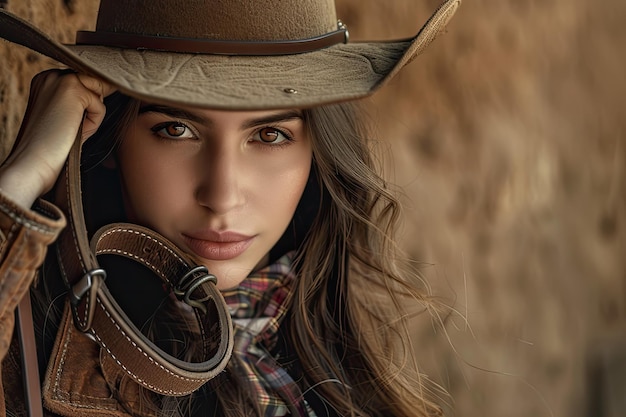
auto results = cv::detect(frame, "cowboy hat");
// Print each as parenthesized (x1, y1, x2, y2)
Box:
(0, 0, 460, 110)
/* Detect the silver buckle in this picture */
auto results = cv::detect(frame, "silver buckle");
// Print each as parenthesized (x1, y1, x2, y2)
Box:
(70, 268, 107, 304)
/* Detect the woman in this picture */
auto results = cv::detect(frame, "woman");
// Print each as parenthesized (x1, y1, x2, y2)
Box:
(0, 0, 460, 416)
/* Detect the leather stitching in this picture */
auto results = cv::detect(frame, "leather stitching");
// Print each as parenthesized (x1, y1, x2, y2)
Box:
(51, 319, 118, 411)
(94, 297, 203, 396)
(0, 202, 57, 235)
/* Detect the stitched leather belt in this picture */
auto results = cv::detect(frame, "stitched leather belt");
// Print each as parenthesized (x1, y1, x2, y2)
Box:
(53, 130, 234, 396)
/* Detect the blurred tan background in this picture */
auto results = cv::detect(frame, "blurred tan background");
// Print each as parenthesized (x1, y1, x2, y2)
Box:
(1, 1, 624, 416)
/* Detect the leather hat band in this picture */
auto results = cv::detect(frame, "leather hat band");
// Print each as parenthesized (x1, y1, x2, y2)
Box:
(76, 23, 349, 56)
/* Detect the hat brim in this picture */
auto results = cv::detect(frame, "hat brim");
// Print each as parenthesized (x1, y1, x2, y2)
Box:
(0, 0, 459, 110)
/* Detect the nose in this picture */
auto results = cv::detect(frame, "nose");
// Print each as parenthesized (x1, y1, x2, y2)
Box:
(194, 144, 245, 215)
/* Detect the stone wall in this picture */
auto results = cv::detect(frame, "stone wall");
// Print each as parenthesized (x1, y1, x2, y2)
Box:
(1, 1, 624, 416)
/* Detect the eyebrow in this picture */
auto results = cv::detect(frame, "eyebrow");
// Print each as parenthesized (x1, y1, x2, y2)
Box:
(138, 104, 302, 129)
(138, 104, 208, 124)
(242, 110, 303, 129)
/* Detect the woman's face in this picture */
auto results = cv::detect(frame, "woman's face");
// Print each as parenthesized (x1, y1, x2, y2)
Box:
(116, 103, 312, 290)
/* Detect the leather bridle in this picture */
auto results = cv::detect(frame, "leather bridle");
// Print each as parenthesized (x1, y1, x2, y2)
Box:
(17, 126, 234, 415)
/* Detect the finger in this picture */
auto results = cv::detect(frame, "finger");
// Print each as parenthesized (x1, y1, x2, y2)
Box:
(81, 102, 108, 142)
(24, 71, 108, 143)
(76, 73, 117, 99)
(76, 85, 108, 142)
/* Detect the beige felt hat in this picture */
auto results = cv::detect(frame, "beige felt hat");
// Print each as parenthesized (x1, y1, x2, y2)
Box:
(0, 0, 460, 110)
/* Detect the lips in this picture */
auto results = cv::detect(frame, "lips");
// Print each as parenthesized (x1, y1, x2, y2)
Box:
(181, 230, 255, 261)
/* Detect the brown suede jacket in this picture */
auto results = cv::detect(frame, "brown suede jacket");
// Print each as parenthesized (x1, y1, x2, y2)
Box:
(0, 192, 65, 416)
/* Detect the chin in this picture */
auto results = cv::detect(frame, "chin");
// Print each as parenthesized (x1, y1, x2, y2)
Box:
(204, 264, 253, 291)
(186, 251, 268, 291)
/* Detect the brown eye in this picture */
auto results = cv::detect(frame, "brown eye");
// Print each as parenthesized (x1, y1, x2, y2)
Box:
(259, 127, 279, 143)
(166, 123, 187, 137)
(151, 122, 195, 140)
(252, 127, 293, 146)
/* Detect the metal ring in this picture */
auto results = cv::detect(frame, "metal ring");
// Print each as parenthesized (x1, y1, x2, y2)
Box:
(173, 266, 217, 314)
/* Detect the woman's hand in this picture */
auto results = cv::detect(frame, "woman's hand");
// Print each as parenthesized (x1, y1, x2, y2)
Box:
(0, 70, 115, 209)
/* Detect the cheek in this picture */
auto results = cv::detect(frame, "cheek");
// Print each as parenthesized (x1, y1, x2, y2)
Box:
(253, 152, 312, 215)
(116, 138, 190, 221)
(282, 168, 312, 211)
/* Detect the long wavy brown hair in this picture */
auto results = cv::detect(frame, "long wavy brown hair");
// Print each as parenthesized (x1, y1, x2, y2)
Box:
(206, 101, 446, 416)
(35, 93, 445, 416)
(291, 103, 444, 416)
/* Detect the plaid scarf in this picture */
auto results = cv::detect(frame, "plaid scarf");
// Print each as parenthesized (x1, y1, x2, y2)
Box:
(221, 252, 316, 417)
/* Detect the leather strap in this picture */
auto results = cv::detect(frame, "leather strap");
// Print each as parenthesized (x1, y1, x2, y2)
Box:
(75, 22, 349, 56)
(16, 295, 44, 417)
(52, 128, 234, 396)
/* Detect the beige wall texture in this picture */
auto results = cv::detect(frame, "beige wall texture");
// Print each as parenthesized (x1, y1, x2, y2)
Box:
(1, 1, 625, 417)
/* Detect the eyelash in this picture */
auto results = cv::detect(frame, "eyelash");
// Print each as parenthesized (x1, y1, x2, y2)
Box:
(252, 126, 294, 148)
(150, 122, 295, 148)
(150, 121, 197, 141)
